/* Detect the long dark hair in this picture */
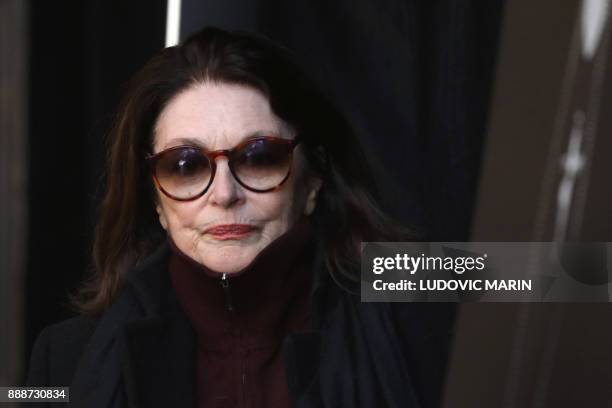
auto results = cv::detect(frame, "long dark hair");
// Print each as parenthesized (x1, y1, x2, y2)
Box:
(72, 27, 412, 318)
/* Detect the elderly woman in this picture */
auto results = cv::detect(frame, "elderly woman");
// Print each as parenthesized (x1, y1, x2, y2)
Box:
(26, 27, 455, 408)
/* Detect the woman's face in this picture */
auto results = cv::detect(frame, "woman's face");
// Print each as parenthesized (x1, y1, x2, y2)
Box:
(153, 82, 321, 273)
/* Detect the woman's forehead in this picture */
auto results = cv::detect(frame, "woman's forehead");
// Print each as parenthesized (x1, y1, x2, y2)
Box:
(153, 82, 292, 151)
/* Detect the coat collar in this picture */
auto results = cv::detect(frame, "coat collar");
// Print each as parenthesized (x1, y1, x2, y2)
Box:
(71, 238, 331, 408)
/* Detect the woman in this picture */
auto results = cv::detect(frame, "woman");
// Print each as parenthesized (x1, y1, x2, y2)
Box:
(26, 27, 455, 408)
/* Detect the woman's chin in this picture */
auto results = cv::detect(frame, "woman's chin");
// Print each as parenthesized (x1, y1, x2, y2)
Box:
(193, 236, 269, 273)
(199, 249, 257, 274)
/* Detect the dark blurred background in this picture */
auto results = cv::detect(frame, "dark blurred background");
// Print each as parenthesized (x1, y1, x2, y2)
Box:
(22, 0, 168, 385)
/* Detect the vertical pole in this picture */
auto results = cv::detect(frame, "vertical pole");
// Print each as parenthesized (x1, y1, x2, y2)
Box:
(165, 0, 182, 47)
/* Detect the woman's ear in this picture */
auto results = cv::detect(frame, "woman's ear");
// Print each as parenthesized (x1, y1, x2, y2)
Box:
(156, 204, 168, 230)
(304, 177, 323, 216)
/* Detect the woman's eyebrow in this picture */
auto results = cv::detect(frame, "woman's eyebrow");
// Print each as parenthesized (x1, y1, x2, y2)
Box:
(163, 137, 206, 149)
(240, 130, 283, 141)
(162, 130, 285, 150)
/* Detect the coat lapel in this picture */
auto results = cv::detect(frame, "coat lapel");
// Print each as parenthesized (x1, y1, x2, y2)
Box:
(119, 304, 196, 408)
(118, 244, 197, 408)
(283, 331, 323, 407)
(70, 244, 198, 408)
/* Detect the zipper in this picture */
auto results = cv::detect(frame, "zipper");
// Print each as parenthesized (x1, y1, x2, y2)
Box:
(220, 272, 247, 406)
(220, 272, 234, 312)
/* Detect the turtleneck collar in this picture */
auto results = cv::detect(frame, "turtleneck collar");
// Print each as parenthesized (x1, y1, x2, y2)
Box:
(168, 217, 316, 350)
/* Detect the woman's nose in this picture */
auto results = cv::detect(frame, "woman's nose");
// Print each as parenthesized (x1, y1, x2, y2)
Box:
(207, 157, 244, 208)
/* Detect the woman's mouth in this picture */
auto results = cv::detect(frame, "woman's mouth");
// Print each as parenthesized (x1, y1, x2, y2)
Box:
(205, 224, 257, 240)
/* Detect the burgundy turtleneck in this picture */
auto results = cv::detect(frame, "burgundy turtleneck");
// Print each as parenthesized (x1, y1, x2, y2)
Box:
(168, 218, 316, 408)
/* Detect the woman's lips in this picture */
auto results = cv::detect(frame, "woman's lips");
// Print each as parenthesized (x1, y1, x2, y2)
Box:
(205, 224, 256, 240)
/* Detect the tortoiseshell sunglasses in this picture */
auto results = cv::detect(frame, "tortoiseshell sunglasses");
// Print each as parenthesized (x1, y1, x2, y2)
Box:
(146, 136, 301, 201)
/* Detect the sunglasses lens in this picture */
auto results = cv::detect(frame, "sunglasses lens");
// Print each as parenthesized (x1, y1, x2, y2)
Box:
(233, 139, 293, 190)
(155, 147, 211, 199)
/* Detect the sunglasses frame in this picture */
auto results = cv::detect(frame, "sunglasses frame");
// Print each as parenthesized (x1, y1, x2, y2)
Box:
(146, 136, 301, 201)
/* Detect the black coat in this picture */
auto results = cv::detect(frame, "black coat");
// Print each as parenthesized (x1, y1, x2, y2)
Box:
(26, 242, 456, 408)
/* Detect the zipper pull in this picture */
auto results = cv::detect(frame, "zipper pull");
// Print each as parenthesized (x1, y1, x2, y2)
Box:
(220, 273, 234, 312)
